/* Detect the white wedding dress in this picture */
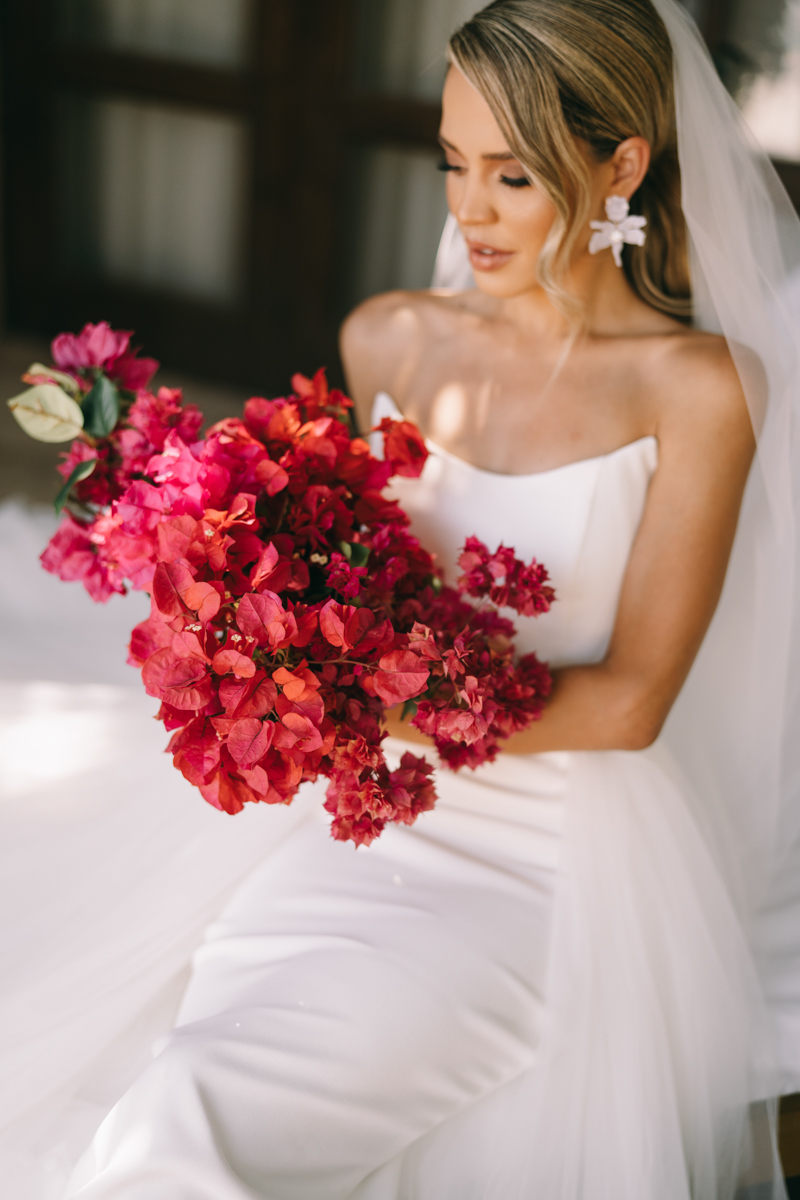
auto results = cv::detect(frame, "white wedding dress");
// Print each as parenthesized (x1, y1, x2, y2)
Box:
(4, 2, 800, 1194)
(34, 393, 780, 1199)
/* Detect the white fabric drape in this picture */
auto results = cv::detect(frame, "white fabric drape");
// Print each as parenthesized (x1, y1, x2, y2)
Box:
(0, 502, 317, 1196)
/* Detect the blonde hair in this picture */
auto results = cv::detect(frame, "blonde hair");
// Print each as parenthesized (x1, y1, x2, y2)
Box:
(448, 0, 692, 322)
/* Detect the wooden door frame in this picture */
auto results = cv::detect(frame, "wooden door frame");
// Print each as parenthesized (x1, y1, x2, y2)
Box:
(0, 0, 354, 392)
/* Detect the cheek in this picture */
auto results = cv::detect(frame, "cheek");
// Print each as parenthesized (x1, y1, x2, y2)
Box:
(505, 191, 557, 259)
(444, 172, 464, 213)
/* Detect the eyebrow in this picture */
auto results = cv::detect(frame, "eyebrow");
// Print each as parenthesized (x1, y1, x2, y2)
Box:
(438, 135, 517, 162)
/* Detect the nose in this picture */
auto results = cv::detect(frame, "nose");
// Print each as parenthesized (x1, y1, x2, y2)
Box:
(449, 171, 496, 229)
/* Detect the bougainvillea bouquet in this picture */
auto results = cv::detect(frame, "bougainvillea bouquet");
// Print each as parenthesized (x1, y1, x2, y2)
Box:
(7, 322, 555, 845)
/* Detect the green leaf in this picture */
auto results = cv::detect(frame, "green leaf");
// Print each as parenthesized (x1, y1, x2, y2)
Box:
(54, 458, 97, 515)
(338, 540, 370, 568)
(81, 375, 120, 438)
(7, 383, 85, 442)
(400, 699, 418, 721)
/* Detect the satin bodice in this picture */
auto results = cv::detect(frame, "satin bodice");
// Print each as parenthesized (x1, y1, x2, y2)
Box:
(371, 392, 658, 668)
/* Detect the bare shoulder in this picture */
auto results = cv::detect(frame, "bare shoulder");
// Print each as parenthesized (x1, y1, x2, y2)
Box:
(646, 328, 755, 460)
(340, 289, 473, 432)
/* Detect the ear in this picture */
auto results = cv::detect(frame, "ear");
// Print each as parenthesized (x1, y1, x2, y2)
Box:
(608, 137, 651, 199)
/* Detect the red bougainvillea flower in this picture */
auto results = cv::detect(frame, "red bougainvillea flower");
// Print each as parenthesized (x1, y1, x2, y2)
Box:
(36, 337, 555, 845)
(291, 367, 353, 420)
(325, 551, 367, 600)
(374, 416, 428, 478)
(457, 536, 555, 617)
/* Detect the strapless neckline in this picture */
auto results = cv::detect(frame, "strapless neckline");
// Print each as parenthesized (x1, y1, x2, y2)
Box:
(374, 391, 658, 483)
(373, 390, 658, 667)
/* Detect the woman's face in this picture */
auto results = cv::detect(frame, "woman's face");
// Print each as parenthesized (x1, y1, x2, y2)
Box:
(439, 67, 558, 299)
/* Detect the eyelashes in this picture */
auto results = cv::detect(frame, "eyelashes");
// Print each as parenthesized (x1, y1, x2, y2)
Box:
(437, 159, 531, 188)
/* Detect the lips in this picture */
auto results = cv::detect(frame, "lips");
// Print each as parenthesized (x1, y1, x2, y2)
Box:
(465, 239, 515, 272)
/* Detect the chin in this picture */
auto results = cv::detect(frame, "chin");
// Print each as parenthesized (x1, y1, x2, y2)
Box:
(472, 267, 541, 299)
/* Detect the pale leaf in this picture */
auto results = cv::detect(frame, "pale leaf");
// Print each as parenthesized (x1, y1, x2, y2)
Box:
(24, 363, 81, 397)
(7, 384, 85, 443)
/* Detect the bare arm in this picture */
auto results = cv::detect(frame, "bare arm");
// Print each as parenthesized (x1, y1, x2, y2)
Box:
(387, 339, 755, 754)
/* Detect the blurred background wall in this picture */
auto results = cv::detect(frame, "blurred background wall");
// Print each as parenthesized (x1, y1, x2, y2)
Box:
(5, 0, 800, 495)
(0, 0, 471, 399)
(3, 0, 800, 396)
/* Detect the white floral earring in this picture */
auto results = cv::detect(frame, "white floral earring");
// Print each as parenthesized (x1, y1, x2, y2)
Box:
(589, 195, 647, 267)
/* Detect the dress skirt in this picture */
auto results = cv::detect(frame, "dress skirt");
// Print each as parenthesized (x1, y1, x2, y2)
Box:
(67, 738, 783, 1200)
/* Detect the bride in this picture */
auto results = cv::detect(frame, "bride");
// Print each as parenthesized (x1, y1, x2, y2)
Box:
(4, 0, 800, 1196)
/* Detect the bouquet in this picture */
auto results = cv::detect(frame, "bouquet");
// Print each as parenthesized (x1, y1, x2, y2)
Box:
(8, 322, 555, 845)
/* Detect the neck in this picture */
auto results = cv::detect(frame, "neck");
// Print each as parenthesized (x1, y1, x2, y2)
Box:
(494, 250, 653, 341)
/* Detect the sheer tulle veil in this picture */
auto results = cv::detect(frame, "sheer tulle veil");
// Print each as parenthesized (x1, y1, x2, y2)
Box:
(652, 0, 800, 1095)
(435, 0, 800, 1096)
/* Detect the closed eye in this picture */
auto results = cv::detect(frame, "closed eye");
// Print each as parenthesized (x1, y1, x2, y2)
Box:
(437, 158, 530, 187)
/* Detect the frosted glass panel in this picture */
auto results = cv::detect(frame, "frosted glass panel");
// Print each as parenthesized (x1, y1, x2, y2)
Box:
(723, 0, 800, 160)
(58, 0, 249, 68)
(59, 97, 245, 302)
(348, 146, 450, 302)
(353, 0, 483, 99)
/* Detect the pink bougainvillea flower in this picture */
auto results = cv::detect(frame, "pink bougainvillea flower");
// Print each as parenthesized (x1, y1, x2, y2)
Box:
(226, 717, 275, 768)
(276, 711, 324, 753)
(168, 718, 222, 786)
(387, 752, 437, 819)
(35, 336, 554, 845)
(273, 665, 324, 718)
(320, 600, 368, 651)
(183, 581, 223, 622)
(52, 322, 129, 372)
(128, 602, 176, 667)
(220, 670, 278, 719)
(151, 560, 196, 618)
(198, 768, 254, 815)
(57, 439, 98, 482)
(251, 540, 309, 594)
(51, 321, 158, 390)
(119, 388, 202, 475)
(40, 513, 124, 602)
(255, 458, 289, 496)
(142, 646, 214, 711)
(212, 647, 257, 679)
(236, 591, 300, 651)
(372, 648, 430, 706)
